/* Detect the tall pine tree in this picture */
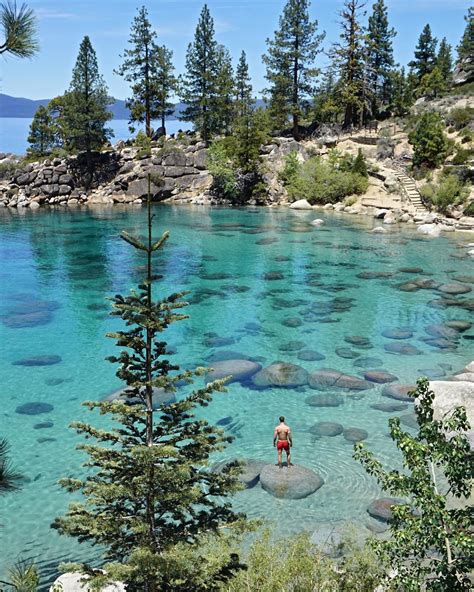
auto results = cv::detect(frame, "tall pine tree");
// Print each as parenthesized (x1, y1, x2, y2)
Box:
(61, 36, 113, 184)
(116, 6, 176, 136)
(366, 0, 396, 118)
(180, 4, 220, 146)
(53, 181, 246, 592)
(436, 38, 453, 81)
(409, 24, 438, 81)
(235, 50, 253, 118)
(456, 7, 473, 83)
(27, 105, 57, 156)
(215, 45, 235, 136)
(263, 0, 325, 139)
(330, 0, 367, 128)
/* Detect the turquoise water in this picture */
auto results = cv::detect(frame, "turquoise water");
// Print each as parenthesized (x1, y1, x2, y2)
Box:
(1, 205, 473, 584)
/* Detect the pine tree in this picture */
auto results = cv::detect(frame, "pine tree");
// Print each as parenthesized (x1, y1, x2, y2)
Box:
(330, 0, 367, 128)
(215, 44, 235, 136)
(456, 6, 474, 77)
(436, 37, 453, 81)
(0, 438, 22, 494)
(418, 65, 446, 99)
(263, 0, 325, 139)
(27, 104, 56, 156)
(0, 0, 38, 58)
(366, 0, 396, 118)
(312, 67, 342, 124)
(389, 67, 413, 117)
(53, 179, 246, 592)
(116, 6, 176, 136)
(235, 51, 253, 118)
(180, 4, 220, 146)
(409, 24, 438, 81)
(234, 107, 269, 174)
(408, 111, 448, 169)
(61, 36, 113, 184)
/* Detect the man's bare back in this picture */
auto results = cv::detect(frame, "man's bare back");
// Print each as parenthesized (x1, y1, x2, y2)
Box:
(273, 416, 292, 468)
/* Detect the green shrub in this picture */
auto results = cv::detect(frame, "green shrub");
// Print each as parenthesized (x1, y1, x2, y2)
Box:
(445, 106, 474, 130)
(463, 202, 474, 216)
(452, 146, 473, 165)
(224, 531, 383, 592)
(409, 111, 449, 169)
(278, 151, 301, 184)
(207, 141, 238, 201)
(420, 174, 469, 213)
(285, 157, 368, 204)
(134, 130, 152, 158)
(352, 149, 368, 177)
(459, 127, 474, 143)
(8, 560, 39, 592)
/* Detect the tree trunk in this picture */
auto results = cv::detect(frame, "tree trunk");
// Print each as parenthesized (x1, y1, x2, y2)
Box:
(293, 36, 300, 141)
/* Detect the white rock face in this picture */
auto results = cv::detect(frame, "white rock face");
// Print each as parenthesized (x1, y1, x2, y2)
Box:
(383, 211, 398, 224)
(371, 226, 388, 234)
(468, 250, 474, 257)
(311, 218, 324, 226)
(414, 212, 437, 224)
(333, 203, 345, 212)
(428, 379, 474, 449)
(417, 223, 441, 236)
(50, 573, 126, 592)
(289, 199, 313, 210)
(323, 203, 334, 210)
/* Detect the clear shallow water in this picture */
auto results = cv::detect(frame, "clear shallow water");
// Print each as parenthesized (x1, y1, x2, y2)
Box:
(0, 205, 473, 585)
(0, 118, 193, 155)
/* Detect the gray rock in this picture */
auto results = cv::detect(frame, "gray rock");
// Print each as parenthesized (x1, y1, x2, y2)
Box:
(104, 386, 176, 408)
(297, 350, 325, 361)
(212, 458, 266, 488)
(194, 150, 208, 170)
(353, 357, 383, 369)
(384, 342, 422, 355)
(13, 355, 61, 366)
(259, 463, 324, 499)
(252, 362, 309, 388)
(399, 413, 418, 429)
(444, 320, 472, 332)
(381, 328, 413, 340)
(16, 402, 54, 415)
(335, 347, 360, 359)
(207, 359, 262, 383)
(305, 393, 344, 407)
(310, 421, 344, 437)
(437, 283, 471, 295)
(309, 369, 374, 391)
(282, 317, 303, 328)
(382, 383, 416, 402)
(343, 427, 368, 442)
(279, 340, 306, 352)
(289, 199, 313, 210)
(371, 402, 408, 412)
(363, 370, 398, 384)
(429, 379, 474, 449)
(49, 573, 125, 592)
(344, 335, 372, 349)
(367, 497, 403, 522)
(163, 152, 187, 167)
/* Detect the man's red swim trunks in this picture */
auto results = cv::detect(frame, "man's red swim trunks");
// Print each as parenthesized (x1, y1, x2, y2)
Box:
(277, 440, 289, 451)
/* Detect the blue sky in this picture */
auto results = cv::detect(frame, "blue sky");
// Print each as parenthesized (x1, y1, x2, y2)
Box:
(0, 0, 470, 100)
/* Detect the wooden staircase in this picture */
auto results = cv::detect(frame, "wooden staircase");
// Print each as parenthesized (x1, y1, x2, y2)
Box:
(393, 165, 427, 213)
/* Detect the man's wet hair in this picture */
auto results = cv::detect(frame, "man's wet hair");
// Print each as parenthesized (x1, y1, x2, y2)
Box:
(279, 416, 285, 422)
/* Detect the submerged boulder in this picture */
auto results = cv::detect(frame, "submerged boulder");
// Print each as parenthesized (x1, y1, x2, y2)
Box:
(343, 427, 368, 442)
(310, 421, 344, 437)
(207, 359, 261, 383)
(309, 369, 373, 391)
(212, 458, 267, 488)
(305, 393, 344, 407)
(382, 383, 416, 402)
(104, 386, 176, 408)
(252, 362, 309, 388)
(363, 370, 398, 384)
(367, 497, 403, 522)
(259, 463, 324, 499)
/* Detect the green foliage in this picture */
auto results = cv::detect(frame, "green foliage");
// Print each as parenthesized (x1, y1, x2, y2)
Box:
(60, 36, 113, 183)
(27, 105, 57, 156)
(366, 0, 396, 118)
(0, 437, 22, 494)
(235, 50, 253, 119)
(278, 151, 301, 184)
(408, 111, 448, 168)
(418, 66, 447, 99)
(457, 7, 473, 65)
(263, 0, 325, 137)
(388, 67, 414, 117)
(53, 185, 245, 592)
(420, 173, 469, 213)
(354, 377, 473, 591)
(180, 5, 221, 146)
(214, 44, 235, 136)
(445, 106, 474, 131)
(115, 6, 177, 136)
(233, 107, 269, 174)
(7, 559, 39, 592)
(0, 0, 39, 58)
(463, 201, 474, 216)
(330, 0, 367, 128)
(312, 69, 342, 124)
(459, 127, 473, 143)
(224, 530, 383, 592)
(352, 148, 368, 177)
(207, 140, 239, 201)
(283, 155, 368, 204)
(409, 23, 438, 81)
(436, 37, 453, 81)
(452, 145, 473, 165)
(134, 130, 152, 158)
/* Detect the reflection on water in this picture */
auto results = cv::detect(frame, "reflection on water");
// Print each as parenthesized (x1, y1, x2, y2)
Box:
(0, 204, 473, 584)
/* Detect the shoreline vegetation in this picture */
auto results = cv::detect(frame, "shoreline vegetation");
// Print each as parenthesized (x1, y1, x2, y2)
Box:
(1, 0, 473, 590)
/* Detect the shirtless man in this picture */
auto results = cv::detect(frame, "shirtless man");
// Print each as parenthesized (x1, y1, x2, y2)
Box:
(273, 416, 292, 468)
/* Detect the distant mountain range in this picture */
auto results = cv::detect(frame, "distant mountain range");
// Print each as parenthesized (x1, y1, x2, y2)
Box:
(0, 93, 185, 120)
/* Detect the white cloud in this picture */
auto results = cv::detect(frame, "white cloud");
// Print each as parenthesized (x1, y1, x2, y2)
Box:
(36, 9, 78, 19)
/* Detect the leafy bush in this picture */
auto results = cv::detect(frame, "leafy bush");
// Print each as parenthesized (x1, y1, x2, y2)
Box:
(283, 156, 368, 204)
(452, 146, 473, 165)
(207, 141, 238, 201)
(224, 531, 383, 592)
(134, 130, 152, 158)
(420, 174, 469, 213)
(278, 151, 301, 184)
(352, 149, 368, 177)
(7, 560, 39, 592)
(445, 106, 474, 131)
(408, 111, 449, 169)
(463, 201, 474, 216)
(459, 127, 474, 143)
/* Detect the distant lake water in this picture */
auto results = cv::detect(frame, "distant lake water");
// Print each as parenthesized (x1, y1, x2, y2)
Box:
(0, 118, 193, 155)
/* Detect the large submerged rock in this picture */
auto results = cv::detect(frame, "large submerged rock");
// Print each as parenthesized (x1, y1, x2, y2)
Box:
(252, 362, 308, 388)
(259, 464, 324, 499)
(207, 359, 261, 383)
(212, 458, 267, 488)
(367, 497, 403, 522)
(104, 386, 176, 407)
(308, 368, 373, 391)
